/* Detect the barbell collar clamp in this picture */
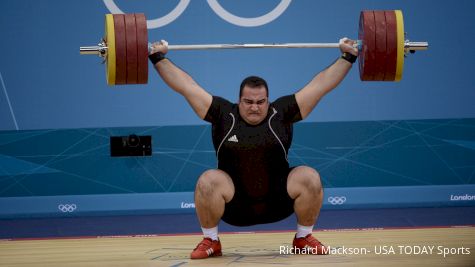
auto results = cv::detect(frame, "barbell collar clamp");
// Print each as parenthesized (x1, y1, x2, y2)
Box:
(80, 41, 108, 57)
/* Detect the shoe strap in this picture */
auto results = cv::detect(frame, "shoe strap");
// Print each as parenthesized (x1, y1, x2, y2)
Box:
(305, 235, 323, 247)
(195, 238, 213, 250)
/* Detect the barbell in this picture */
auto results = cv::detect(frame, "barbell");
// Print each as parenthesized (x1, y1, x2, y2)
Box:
(80, 10, 428, 85)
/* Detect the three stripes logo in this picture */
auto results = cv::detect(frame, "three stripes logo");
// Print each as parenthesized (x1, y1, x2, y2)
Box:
(206, 248, 214, 256)
(227, 135, 239, 142)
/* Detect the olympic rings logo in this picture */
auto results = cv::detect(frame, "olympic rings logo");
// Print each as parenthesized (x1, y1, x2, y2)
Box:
(327, 196, 346, 205)
(103, 0, 292, 28)
(58, 204, 77, 213)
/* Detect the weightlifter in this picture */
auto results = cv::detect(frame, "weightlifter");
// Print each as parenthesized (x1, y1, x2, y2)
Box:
(148, 38, 358, 259)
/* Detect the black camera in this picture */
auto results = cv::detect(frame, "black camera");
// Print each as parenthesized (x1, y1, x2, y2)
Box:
(110, 134, 152, 157)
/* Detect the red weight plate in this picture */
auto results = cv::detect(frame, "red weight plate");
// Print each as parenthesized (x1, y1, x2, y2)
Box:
(113, 14, 126, 85)
(358, 11, 376, 81)
(135, 13, 148, 84)
(125, 14, 138, 84)
(373, 11, 387, 81)
(384, 11, 397, 81)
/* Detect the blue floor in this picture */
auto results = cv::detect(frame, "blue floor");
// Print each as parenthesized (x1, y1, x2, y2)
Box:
(1, 207, 474, 239)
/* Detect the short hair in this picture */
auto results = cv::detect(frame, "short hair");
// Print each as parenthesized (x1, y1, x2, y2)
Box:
(239, 76, 269, 98)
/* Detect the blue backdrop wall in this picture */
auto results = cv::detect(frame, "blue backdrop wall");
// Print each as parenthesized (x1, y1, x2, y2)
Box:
(0, 0, 474, 217)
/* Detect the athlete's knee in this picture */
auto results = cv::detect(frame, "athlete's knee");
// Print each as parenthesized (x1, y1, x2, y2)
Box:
(289, 166, 323, 195)
(196, 170, 221, 193)
(196, 169, 234, 201)
(302, 167, 322, 194)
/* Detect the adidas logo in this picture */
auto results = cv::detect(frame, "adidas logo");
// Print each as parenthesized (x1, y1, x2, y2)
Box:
(227, 135, 238, 142)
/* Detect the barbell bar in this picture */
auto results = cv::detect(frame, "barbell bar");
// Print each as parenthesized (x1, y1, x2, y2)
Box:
(80, 10, 428, 85)
(80, 41, 428, 52)
(81, 41, 429, 52)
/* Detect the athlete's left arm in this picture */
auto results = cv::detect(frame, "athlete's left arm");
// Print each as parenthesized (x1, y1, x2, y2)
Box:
(295, 38, 358, 119)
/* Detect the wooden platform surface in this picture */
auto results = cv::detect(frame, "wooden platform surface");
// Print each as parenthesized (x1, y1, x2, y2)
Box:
(1, 226, 474, 266)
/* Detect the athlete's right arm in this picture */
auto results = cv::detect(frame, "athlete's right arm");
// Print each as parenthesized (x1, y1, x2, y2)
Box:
(150, 40, 212, 120)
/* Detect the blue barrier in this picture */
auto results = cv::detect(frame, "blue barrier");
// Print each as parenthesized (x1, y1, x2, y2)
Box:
(1, 185, 473, 218)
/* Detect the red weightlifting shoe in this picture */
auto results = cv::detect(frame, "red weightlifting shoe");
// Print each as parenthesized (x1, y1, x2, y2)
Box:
(292, 234, 328, 255)
(190, 237, 222, 259)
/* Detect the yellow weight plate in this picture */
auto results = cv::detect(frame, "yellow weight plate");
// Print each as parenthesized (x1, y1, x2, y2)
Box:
(395, 10, 404, 82)
(105, 14, 116, 85)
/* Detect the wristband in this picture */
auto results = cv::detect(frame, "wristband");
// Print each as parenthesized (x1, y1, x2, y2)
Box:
(341, 52, 357, 64)
(148, 52, 166, 65)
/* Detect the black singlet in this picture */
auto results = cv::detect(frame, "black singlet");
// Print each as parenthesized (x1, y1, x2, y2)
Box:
(204, 94, 302, 226)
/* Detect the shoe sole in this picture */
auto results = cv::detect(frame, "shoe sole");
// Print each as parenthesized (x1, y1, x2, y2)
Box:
(190, 251, 222, 259)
